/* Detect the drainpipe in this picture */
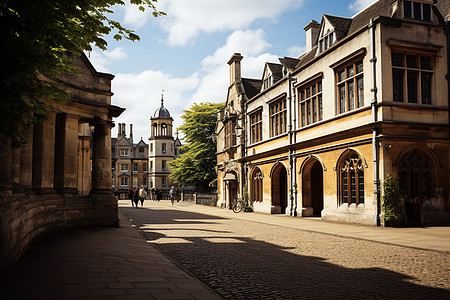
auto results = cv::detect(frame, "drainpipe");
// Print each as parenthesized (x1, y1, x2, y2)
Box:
(287, 74, 294, 216)
(290, 75, 298, 216)
(369, 19, 380, 226)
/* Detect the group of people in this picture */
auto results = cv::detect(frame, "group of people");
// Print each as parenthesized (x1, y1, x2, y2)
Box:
(127, 185, 147, 208)
(115, 186, 181, 208)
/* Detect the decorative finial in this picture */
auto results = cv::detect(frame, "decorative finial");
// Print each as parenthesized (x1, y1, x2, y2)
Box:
(161, 89, 164, 106)
(176, 130, 179, 139)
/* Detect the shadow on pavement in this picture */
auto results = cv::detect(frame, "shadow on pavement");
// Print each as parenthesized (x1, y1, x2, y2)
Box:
(121, 206, 450, 300)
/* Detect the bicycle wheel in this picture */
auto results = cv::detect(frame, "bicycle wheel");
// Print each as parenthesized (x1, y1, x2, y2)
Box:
(232, 201, 242, 213)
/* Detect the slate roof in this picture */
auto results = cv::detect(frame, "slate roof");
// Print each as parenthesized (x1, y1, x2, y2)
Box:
(323, 15, 352, 41)
(266, 63, 284, 84)
(279, 57, 300, 71)
(242, 78, 262, 99)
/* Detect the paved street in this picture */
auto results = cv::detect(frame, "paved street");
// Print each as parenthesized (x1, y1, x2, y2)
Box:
(120, 200, 450, 300)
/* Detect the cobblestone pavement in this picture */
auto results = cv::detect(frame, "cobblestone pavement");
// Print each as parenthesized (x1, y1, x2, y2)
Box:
(120, 201, 450, 300)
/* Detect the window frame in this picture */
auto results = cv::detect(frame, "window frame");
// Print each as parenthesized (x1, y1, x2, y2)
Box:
(249, 110, 262, 144)
(120, 148, 129, 156)
(392, 50, 433, 104)
(403, 1, 432, 22)
(335, 60, 364, 114)
(120, 163, 129, 172)
(269, 97, 287, 138)
(133, 163, 138, 172)
(298, 78, 323, 127)
(120, 177, 129, 187)
(339, 154, 365, 206)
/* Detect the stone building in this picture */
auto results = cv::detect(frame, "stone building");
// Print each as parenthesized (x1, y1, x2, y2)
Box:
(148, 95, 182, 190)
(111, 123, 149, 198)
(216, 0, 450, 226)
(0, 53, 124, 273)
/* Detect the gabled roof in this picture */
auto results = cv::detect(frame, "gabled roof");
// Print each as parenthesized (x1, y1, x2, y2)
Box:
(135, 139, 147, 147)
(242, 78, 262, 99)
(347, 0, 398, 36)
(279, 57, 300, 71)
(323, 15, 352, 40)
(266, 63, 284, 83)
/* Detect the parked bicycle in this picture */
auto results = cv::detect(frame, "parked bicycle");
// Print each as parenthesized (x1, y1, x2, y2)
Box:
(232, 197, 252, 213)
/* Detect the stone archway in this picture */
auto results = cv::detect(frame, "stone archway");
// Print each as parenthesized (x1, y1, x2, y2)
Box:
(271, 164, 288, 214)
(302, 159, 324, 217)
(223, 172, 238, 209)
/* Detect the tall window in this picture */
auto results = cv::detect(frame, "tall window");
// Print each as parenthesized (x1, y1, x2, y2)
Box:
(162, 177, 166, 187)
(150, 161, 153, 170)
(263, 75, 273, 90)
(162, 143, 167, 153)
(143, 177, 147, 186)
(318, 32, 335, 53)
(120, 164, 129, 172)
(139, 147, 144, 153)
(251, 168, 263, 203)
(133, 163, 138, 172)
(150, 143, 153, 153)
(399, 149, 433, 202)
(225, 119, 236, 148)
(340, 154, 364, 205)
(336, 60, 364, 114)
(120, 177, 128, 186)
(143, 163, 147, 172)
(250, 110, 262, 144)
(162, 160, 167, 170)
(392, 52, 433, 104)
(269, 97, 287, 137)
(299, 79, 323, 127)
(161, 123, 167, 135)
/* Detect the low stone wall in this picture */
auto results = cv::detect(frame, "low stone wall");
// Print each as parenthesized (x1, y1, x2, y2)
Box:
(195, 193, 218, 207)
(0, 190, 117, 275)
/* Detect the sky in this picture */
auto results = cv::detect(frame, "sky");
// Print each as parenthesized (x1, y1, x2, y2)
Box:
(88, 0, 377, 143)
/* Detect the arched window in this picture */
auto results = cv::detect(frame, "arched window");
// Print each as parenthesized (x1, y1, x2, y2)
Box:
(251, 167, 263, 203)
(153, 124, 158, 136)
(161, 123, 167, 136)
(339, 154, 364, 205)
(398, 149, 433, 202)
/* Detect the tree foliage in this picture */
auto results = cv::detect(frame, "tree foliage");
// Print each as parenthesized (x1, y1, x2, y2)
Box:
(0, 0, 165, 146)
(170, 102, 224, 190)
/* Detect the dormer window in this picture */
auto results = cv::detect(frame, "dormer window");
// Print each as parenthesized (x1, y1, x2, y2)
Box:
(318, 32, 335, 53)
(403, 1, 432, 22)
(263, 75, 273, 90)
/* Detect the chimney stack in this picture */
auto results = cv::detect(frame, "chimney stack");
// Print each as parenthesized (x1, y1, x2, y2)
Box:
(130, 124, 133, 143)
(227, 53, 243, 86)
(303, 20, 320, 52)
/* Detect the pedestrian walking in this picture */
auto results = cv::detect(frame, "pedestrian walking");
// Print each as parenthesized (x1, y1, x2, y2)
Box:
(175, 188, 180, 202)
(151, 187, 156, 201)
(169, 186, 175, 205)
(156, 189, 162, 201)
(139, 185, 147, 208)
(128, 187, 135, 207)
(133, 187, 139, 208)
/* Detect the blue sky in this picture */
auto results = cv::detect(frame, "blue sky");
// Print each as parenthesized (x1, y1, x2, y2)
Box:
(89, 0, 377, 142)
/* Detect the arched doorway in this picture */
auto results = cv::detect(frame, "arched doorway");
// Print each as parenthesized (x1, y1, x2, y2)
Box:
(398, 148, 435, 225)
(302, 159, 324, 216)
(223, 172, 238, 209)
(271, 164, 288, 214)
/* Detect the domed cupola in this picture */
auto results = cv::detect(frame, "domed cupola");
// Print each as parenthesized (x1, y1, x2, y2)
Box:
(152, 94, 172, 120)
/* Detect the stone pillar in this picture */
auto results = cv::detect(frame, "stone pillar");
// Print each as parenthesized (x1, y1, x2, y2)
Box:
(20, 125, 33, 189)
(90, 119, 118, 227)
(32, 112, 56, 192)
(0, 134, 12, 194)
(92, 120, 112, 190)
(54, 114, 79, 193)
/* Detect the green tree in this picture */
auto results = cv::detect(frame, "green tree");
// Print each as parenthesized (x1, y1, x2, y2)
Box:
(0, 0, 165, 146)
(170, 102, 224, 189)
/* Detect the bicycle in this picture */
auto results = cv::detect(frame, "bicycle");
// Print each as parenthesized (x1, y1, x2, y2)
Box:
(232, 197, 252, 213)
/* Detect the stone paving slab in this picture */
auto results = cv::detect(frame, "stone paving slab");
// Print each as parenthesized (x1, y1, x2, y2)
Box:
(159, 200, 450, 253)
(0, 211, 222, 300)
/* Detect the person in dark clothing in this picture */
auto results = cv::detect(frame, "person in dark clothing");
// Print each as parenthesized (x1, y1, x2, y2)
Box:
(133, 187, 139, 208)
(156, 189, 162, 201)
(128, 187, 135, 207)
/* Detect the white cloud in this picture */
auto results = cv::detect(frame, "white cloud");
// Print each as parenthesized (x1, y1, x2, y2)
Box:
(286, 45, 307, 58)
(88, 47, 127, 73)
(123, 1, 151, 28)
(348, 0, 377, 13)
(111, 70, 200, 141)
(158, 0, 305, 46)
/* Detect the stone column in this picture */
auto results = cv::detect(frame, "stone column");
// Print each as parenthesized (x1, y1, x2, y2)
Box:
(92, 120, 112, 190)
(32, 111, 56, 193)
(20, 125, 33, 189)
(54, 114, 79, 193)
(90, 118, 118, 227)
